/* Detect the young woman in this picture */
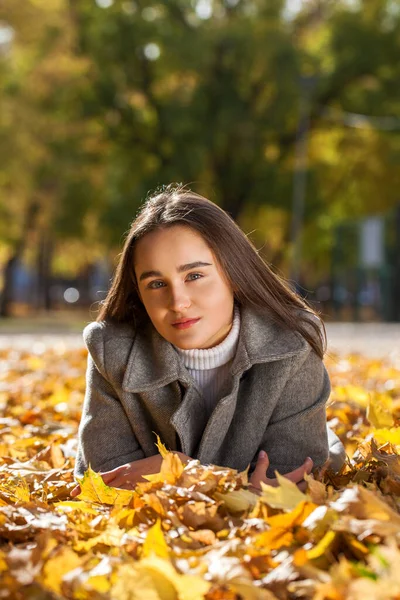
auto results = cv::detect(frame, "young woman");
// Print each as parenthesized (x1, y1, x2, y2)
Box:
(72, 185, 345, 496)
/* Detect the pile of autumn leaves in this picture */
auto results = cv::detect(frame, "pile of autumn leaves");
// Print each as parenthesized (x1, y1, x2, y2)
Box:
(1, 346, 400, 600)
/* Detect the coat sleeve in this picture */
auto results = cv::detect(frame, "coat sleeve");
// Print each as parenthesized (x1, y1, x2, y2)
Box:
(255, 348, 344, 478)
(74, 323, 145, 480)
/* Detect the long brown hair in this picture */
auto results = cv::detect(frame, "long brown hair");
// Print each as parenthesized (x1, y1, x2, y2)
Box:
(96, 184, 326, 358)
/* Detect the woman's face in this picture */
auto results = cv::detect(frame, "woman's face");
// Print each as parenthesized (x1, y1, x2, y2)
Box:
(134, 225, 235, 349)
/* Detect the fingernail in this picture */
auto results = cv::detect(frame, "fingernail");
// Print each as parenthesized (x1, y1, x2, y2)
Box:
(259, 450, 267, 459)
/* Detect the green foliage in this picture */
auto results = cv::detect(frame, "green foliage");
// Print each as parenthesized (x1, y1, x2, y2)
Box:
(0, 0, 399, 279)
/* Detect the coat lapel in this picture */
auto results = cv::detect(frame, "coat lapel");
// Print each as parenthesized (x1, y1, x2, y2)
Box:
(120, 306, 310, 460)
(195, 307, 310, 463)
(169, 383, 209, 456)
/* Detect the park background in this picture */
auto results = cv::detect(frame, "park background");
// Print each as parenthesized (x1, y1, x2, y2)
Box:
(0, 0, 400, 333)
(2, 3, 400, 597)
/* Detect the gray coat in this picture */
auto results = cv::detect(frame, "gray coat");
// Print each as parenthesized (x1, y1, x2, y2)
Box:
(74, 305, 346, 480)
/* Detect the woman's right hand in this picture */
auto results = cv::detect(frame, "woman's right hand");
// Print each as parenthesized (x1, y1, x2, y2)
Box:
(70, 451, 192, 498)
(248, 450, 313, 495)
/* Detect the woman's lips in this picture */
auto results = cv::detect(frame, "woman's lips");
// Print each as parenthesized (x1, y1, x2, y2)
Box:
(172, 318, 201, 330)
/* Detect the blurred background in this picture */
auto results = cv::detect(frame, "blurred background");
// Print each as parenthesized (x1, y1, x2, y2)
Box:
(0, 0, 400, 334)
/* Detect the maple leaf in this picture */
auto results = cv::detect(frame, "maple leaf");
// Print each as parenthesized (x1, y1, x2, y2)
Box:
(259, 471, 309, 510)
(75, 466, 135, 505)
(154, 433, 169, 458)
(214, 488, 258, 513)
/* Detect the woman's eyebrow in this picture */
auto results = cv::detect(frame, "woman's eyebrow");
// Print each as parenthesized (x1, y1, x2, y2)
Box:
(139, 261, 212, 282)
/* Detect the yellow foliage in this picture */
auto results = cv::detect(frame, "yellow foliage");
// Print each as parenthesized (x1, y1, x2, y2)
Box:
(155, 434, 169, 459)
(142, 519, 169, 559)
(367, 393, 395, 429)
(1, 346, 400, 598)
(260, 471, 309, 510)
(76, 466, 135, 506)
(40, 547, 82, 595)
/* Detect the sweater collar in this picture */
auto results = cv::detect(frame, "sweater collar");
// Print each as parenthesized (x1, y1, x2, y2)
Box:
(122, 304, 309, 393)
(174, 304, 241, 370)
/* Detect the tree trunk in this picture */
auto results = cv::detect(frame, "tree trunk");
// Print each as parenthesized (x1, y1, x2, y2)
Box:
(35, 231, 54, 311)
(0, 200, 40, 318)
(0, 254, 19, 317)
(391, 204, 400, 321)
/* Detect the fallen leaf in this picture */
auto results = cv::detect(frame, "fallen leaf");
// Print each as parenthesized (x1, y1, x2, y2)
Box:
(260, 471, 309, 510)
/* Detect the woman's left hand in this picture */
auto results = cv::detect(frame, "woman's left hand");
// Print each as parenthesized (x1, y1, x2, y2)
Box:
(70, 452, 191, 497)
(249, 450, 313, 493)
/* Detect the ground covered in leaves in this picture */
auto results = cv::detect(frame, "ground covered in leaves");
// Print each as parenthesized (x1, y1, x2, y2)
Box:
(0, 345, 400, 599)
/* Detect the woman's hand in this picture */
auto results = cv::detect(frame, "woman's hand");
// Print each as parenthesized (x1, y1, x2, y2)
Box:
(70, 452, 191, 498)
(248, 450, 313, 495)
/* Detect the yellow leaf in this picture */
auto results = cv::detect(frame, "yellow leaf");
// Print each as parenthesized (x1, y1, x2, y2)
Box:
(76, 466, 135, 506)
(238, 464, 250, 486)
(260, 471, 309, 511)
(142, 519, 169, 559)
(254, 501, 317, 551)
(254, 526, 293, 550)
(155, 434, 169, 458)
(304, 472, 329, 505)
(54, 500, 99, 515)
(111, 557, 210, 600)
(143, 452, 184, 485)
(26, 356, 45, 370)
(266, 500, 318, 529)
(214, 489, 258, 513)
(110, 506, 137, 528)
(12, 479, 30, 503)
(0, 550, 7, 572)
(306, 530, 337, 561)
(111, 562, 174, 600)
(142, 472, 162, 482)
(41, 547, 82, 595)
(334, 384, 369, 408)
(141, 493, 166, 516)
(85, 574, 112, 594)
(367, 393, 394, 429)
(138, 556, 210, 600)
(229, 577, 277, 600)
(373, 427, 400, 448)
(160, 452, 184, 484)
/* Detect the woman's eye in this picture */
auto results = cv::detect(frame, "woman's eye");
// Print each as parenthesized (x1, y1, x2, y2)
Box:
(147, 280, 165, 289)
(187, 273, 203, 281)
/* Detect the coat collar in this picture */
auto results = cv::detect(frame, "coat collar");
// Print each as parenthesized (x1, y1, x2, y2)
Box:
(122, 304, 309, 393)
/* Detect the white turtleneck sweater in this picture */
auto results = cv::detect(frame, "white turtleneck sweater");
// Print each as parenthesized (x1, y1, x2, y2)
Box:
(174, 305, 241, 418)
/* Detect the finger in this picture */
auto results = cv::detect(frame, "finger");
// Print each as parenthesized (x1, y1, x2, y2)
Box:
(297, 480, 308, 493)
(249, 451, 272, 490)
(114, 482, 137, 490)
(108, 476, 127, 489)
(100, 466, 127, 484)
(70, 485, 81, 498)
(110, 474, 139, 489)
(248, 485, 262, 496)
(264, 477, 279, 487)
(101, 472, 118, 484)
(251, 450, 270, 479)
(284, 457, 313, 483)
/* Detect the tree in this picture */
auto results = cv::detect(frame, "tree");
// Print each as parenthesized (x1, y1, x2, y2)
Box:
(0, 0, 108, 315)
(1, 0, 399, 315)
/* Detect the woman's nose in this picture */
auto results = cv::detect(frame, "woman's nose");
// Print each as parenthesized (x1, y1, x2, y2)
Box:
(168, 286, 191, 311)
